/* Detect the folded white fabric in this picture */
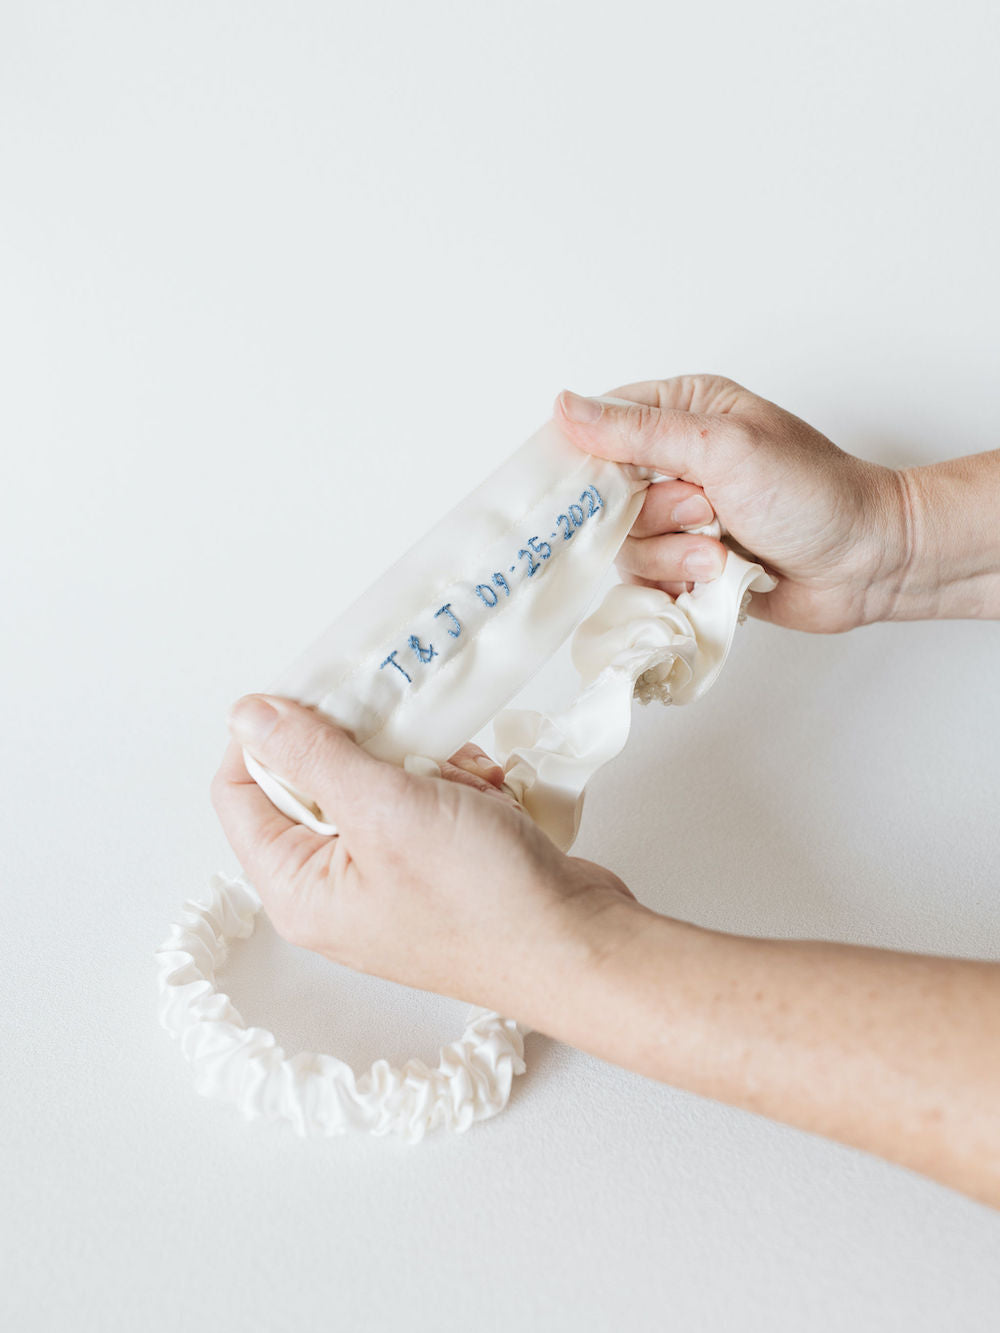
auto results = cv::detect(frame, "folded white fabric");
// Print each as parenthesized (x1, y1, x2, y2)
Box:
(155, 400, 775, 1138)
(156, 874, 526, 1142)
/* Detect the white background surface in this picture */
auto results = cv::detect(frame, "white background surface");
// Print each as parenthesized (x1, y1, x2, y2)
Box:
(2, 2, 999, 1329)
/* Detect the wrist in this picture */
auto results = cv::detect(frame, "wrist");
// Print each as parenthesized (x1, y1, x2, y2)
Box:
(522, 889, 693, 1061)
(876, 453, 1000, 622)
(510, 886, 658, 1039)
(852, 463, 920, 628)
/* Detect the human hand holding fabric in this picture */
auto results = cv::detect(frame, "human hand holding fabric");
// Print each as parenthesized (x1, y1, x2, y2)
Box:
(213, 694, 638, 1032)
(557, 375, 1000, 629)
(212, 379, 1000, 1208)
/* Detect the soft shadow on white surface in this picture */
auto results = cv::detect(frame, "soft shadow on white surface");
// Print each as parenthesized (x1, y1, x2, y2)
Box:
(576, 615, 1000, 959)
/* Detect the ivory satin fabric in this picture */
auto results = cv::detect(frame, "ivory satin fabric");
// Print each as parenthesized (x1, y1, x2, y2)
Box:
(156, 403, 775, 1138)
(244, 400, 775, 849)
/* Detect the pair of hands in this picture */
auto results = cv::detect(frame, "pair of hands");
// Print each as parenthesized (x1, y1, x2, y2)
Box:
(213, 375, 908, 1015)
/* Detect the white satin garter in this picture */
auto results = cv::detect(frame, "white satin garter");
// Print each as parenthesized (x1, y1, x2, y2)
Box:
(156, 874, 528, 1142)
(156, 399, 775, 1138)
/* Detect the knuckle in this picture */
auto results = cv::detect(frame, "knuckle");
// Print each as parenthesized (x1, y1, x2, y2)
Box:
(678, 374, 705, 409)
(621, 402, 663, 451)
(684, 374, 744, 415)
(706, 375, 747, 413)
(669, 374, 719, 412)
(626, 402, 658, 436)
(276, 717, 335, 785)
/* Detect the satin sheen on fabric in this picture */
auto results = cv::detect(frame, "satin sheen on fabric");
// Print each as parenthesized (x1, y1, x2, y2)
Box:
(243, 401, 774, 847)
(156, 874, 527, 1142)
(155, 404, 775, 1138)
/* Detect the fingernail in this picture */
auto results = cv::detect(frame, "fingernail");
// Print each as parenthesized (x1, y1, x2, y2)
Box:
(559, 390, 604, 424)
(683, 548, 726, 581)
(472, 754, 503, 778)
(671, 496, 714, 527)
(228, 695, 279, 746)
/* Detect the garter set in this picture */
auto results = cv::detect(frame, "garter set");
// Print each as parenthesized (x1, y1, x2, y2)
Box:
(156, 400, 774, 1139)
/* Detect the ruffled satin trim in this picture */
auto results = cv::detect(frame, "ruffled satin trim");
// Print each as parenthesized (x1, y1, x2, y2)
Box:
(155, 872, 528, 1142)
(498, 557, 775, 849)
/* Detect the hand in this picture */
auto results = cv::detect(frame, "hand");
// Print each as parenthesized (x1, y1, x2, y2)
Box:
(556, 375, 909, 633)
(211, 694, 639, 1024)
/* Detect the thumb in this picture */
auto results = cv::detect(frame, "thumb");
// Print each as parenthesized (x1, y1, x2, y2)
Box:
(554, 389, 732, 485)
(228, 694, 407, 832)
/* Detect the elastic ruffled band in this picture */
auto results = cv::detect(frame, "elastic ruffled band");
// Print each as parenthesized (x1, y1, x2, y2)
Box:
(155, 872, 528, 1142)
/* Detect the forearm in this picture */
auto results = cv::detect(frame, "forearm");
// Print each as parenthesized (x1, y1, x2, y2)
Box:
(886, 450, 1000, 621)
(538, 901, 1000, 1207)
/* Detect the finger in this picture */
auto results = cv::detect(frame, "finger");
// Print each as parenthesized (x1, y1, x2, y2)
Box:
(446, 741, 506, 787)
(210, 738, 323, 888)
(440, 742, 520, 807)
(619, 567, 693, 598)
(227, 694, 408, 834)
(618, 533, 728, 585)
(438, 759, 521, 809)
(553, 387, 745, 485)
(630, 480, 715, 538)
(598, 374, 748, 416)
